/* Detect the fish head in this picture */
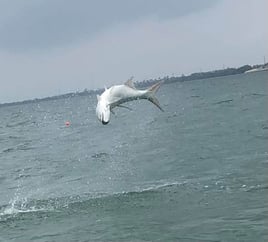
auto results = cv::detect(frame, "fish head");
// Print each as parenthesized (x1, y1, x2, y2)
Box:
(96, 96, 111, 125)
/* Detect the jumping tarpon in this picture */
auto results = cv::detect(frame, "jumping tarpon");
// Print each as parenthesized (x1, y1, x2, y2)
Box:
(96, 78, 163, 124)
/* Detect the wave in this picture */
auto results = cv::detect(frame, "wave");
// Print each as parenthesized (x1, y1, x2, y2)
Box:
(214, 99, 233, 105)
(0, 205, 49, 217)
(5, 120, 31, 128)
(0, 198, 53, 219)
(2, 179, 264, 221)
(0, 181, 184, 220)
(1, 142, 35, 154)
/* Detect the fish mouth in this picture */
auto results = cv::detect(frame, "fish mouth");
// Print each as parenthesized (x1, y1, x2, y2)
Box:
(102, 120, 109, 125)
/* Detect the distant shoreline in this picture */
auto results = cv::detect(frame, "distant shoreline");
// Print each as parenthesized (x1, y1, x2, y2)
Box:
(1, 63, 267, 108)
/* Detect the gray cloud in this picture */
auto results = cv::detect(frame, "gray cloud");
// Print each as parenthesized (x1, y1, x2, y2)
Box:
(0, 0, 267, 103)
(0, 0, 216, 51)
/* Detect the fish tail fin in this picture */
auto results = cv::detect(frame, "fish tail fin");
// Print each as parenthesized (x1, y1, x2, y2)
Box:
(146, 81, 164, 112)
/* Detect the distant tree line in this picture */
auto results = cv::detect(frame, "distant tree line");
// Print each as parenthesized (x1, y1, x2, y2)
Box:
(135, 64, 256, 88)
(0, 63, 265, 107)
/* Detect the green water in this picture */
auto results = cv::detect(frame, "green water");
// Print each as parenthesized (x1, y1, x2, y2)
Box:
(0, 72, 267, 241)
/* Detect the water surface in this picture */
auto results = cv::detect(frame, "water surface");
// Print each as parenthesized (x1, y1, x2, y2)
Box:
(0, 72, 267, 241)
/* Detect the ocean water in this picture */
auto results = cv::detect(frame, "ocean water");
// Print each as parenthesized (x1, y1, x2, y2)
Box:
(0, 72, 267, 241)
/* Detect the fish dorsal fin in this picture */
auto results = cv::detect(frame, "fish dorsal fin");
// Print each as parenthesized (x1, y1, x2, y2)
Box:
(124, 76, 136, 89)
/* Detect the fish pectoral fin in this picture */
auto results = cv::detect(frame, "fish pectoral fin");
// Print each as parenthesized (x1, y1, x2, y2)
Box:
(118, 105, 133, 111)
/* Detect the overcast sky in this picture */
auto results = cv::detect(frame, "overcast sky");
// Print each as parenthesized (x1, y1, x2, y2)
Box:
(0, 0, 267, 103)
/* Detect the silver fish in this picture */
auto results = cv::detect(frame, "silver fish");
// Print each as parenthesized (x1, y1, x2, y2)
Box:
(96, 78, 163, 124)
